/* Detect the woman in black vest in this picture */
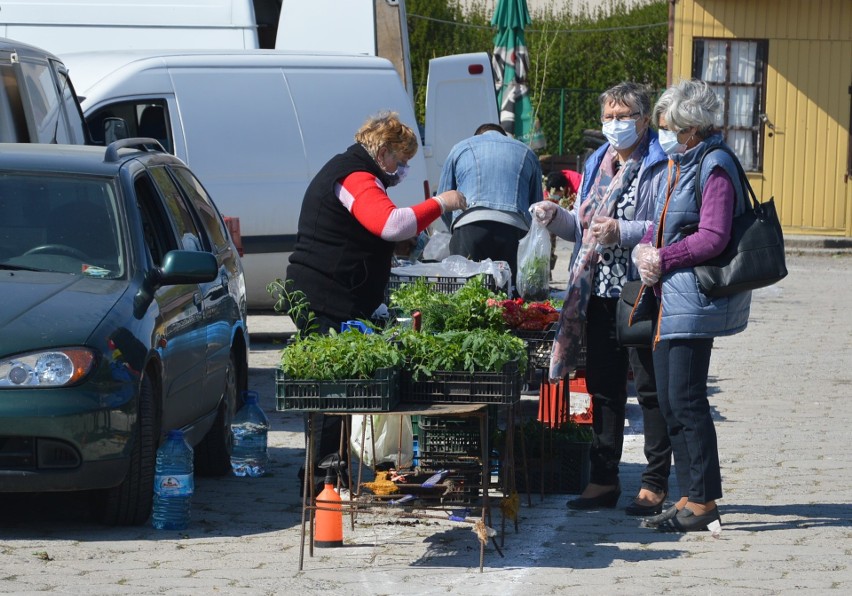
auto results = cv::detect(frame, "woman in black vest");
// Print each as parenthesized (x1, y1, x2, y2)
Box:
(286, 111, 466, 488)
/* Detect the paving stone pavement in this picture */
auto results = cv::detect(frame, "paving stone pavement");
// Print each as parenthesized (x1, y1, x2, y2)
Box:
(1, 245, 851, 595)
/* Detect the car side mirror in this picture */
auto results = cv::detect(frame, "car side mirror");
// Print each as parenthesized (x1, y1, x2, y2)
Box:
(134, 251, 218, 316)
(158, 250, 218, 285)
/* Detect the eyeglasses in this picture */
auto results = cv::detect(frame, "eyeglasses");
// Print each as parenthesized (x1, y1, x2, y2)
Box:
(601, 111, 641, 123)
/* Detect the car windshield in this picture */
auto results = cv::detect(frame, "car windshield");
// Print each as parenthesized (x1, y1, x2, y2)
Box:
(0, 172, 124, 278)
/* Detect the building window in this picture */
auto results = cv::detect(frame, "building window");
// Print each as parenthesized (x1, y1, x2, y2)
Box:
(692, 39, 768, 172)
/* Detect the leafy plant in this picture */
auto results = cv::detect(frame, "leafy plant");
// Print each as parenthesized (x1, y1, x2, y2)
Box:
(517, 255, 551, 301)
(493, 419, 592, 458)
(266, 278, 317, 339)
(280, 329, 404, 381)
(395, 328, 527, 380)
(389, 275, 508, 333)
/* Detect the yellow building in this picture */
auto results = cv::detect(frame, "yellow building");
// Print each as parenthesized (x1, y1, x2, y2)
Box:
(668, 0, 852, 237)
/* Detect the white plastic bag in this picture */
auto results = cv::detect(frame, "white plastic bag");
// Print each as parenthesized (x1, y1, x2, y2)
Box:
(421, 230, 451, 262)
(350, 414, 414, 469)
(516, 218, 551, 300)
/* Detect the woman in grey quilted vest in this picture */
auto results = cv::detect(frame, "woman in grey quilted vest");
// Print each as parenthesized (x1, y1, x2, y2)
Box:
(635, 79, 752, 534)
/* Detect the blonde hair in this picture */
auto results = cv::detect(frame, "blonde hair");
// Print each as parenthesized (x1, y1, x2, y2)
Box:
(354, 111, 418, 161)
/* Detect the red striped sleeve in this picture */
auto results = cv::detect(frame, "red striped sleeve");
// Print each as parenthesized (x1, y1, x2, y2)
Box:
(337, 171, 442, 241)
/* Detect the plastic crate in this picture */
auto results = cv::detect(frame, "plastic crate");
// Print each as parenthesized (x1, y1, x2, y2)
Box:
(537, 373, 594, 427)
(400, 361, 521, 405)
(418, 416, 481, 457)
(384, 273, 499, 304)
(512, 323, 557, 386)
(275, 367, 400, 412)
(504, 439, 590, 494)
(512, 322, 586, 384)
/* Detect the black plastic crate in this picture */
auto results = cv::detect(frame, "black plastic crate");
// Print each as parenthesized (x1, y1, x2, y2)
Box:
(504, 440, 590, 494)
(400, 361, 521, 405)
(275, 367, 400, 412)
(384, 273, 499, 304)
(512, 323, 557, 384)
(512, 322, 586, 381)
(418, 416, 481, 457)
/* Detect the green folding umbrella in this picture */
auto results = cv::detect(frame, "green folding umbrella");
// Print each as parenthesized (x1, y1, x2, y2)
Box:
(491, 0, 545, 149)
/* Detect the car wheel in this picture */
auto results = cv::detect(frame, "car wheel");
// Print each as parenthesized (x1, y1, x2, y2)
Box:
(194, 351, 242, 476)
(93, 371, 158, 526)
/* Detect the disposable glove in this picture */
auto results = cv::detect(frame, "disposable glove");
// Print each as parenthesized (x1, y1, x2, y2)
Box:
(433, 190, 467, 213)
(632, 243, 661, 286)
(590, 215, 620, 246)
(530, 200, 559, 226)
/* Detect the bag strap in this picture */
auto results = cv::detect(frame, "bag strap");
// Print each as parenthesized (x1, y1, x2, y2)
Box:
(693, 144, 758, 213)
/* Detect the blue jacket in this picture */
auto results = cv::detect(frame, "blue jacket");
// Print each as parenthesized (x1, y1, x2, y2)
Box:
(564, 130, 668, 282)
(438, 130, 543, 229)
(654, 134, 752, 339)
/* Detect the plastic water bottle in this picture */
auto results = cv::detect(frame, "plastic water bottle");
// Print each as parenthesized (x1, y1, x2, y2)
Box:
(230, 391, 270, 477)
(151, 429, 194, 530)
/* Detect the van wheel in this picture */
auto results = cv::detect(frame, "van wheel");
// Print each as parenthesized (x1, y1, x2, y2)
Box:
(93, 372, 157, 526)
(195, 351, 242, 476)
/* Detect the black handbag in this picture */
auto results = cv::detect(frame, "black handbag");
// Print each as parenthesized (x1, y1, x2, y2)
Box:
(692, 145, 788, 297)
(616, 280, 657, 347)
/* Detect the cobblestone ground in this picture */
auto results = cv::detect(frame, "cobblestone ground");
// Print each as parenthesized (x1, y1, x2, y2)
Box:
(1, 250, 850, 595)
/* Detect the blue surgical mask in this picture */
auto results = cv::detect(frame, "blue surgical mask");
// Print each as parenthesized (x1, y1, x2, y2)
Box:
(395, 163, 410, 184)
(602, 119, 639, 150)
(658, 129, 687, 156)
(385, 162, 409, 187)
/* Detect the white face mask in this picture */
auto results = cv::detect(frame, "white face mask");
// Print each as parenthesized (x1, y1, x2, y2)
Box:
(658, 128, 687, 156)
(602, 119, 639, 150)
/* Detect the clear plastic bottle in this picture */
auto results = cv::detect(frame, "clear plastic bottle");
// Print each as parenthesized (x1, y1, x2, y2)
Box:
(230, 391, 270, 477)
(151, 429, 194, 530)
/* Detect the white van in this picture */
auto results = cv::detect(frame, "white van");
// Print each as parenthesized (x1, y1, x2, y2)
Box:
(64, 50, 498, 309)
(0, 0, 261, 54)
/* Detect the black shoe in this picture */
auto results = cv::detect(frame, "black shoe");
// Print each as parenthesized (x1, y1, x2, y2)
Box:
(656, 506, 721, 533)
(625, 491, 667, 516)
(566, 484, 621, 510)
(640, 504, 679, 528)
(626, 499, 664, 517)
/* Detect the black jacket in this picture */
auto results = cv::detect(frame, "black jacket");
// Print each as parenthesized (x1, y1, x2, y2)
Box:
(286, 143, 395, 321)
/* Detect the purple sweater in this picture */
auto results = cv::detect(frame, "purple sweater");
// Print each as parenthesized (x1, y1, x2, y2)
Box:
(641, 166, 735, 274)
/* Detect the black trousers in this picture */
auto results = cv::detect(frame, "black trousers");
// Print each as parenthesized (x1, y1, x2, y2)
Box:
(293, 312, 348, 476)
(449, 220, 525, 296)
(585, 295, 672, 494)
(653, 338, 720, 503)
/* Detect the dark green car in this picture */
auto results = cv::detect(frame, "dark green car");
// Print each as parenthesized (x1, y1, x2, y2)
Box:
(0, 139, 249, 525)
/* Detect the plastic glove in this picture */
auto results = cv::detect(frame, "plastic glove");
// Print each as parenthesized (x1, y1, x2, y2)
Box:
(530, 200, 559, 226)
(590, 215, 620, 246)
(435, 190, 467, 212)
(632, 243, 661, 286)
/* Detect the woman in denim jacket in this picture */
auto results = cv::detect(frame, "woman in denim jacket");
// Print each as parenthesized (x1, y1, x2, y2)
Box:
(533, 82, 671, 516)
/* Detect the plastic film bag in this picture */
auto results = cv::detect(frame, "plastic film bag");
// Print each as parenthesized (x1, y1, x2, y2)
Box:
(516, 218, 551, 300)
(350, 414, 414, 469)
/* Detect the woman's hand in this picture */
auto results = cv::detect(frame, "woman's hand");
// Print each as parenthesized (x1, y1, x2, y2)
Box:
(435, 190, 466, 212)
(590, 215, 620, 246)
(632, 243, 661, 285)
(531, 200, 559, 226)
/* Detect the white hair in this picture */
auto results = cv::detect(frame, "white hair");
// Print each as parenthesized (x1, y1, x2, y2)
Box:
(653, 79, 720, 137)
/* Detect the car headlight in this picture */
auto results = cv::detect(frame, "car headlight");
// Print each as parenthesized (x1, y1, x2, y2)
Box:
(0, 348, 96, 388)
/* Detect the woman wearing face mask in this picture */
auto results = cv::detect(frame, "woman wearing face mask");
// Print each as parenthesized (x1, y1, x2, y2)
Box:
(532, 82, 672, 516)
(634, 80, 751, 533)
(286, 111, 466, 489)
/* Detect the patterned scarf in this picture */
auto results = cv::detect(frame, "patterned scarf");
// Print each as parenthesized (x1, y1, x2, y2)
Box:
(549, 134, 649, 380)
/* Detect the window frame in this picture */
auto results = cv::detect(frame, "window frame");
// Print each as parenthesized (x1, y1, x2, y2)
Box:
(692, 37, 769, 172)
